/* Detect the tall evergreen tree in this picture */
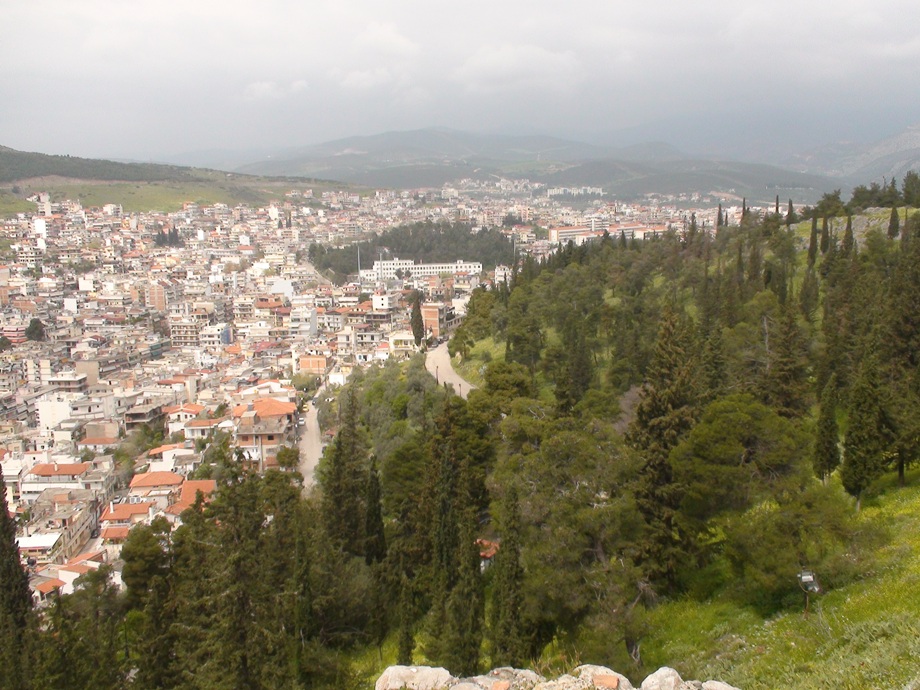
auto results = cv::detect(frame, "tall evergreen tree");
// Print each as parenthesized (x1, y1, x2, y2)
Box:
(841, 354, 894, 508)
(488, 487, 527, 668)
(0, 468, 31, 690)
(888, 205, 901, 239)
(627, 307, 698, 586)
(441, 499, 484, 677)
(320, 389, 366, 552)
(842, 215, 855, 256)
(364, 457, 387, 566)
(820, 216, 830, 254)
(762, 302, 809, 418)
(813, 375, 841, 483)
(786, 199, 796, 227)
(807, 216, 818, 268)
(411, 290, 425, 346)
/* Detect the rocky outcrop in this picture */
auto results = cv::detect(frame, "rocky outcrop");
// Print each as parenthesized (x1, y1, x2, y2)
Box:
(375, 665, 740, 690)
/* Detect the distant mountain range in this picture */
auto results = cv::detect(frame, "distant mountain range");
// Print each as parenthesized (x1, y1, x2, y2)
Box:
(783, 123, 920, 181)
(218, 128, 835, 203)
(5, 123, 920, 205)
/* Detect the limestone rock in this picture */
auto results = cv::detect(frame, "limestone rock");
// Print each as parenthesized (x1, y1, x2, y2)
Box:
(640, 667, 683, 690)
(471, 668, 546, 690)
(373, 665, 738, 690)
(574, 664, 635, 690)
(375, 665, 456, 690)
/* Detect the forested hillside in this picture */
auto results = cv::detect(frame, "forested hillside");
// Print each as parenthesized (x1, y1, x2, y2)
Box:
(4, 181, 920, 690)
(309, 221, 514, 283)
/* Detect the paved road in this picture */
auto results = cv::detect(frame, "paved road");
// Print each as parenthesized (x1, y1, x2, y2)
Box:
(298, 385, 326, 492)
(425, 342, 477, 400)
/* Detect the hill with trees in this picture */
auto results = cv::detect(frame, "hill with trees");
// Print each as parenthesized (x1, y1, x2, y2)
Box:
(0, 144, 360, 214)
(5, 174, 920, 690)
(309, 221, 514, 284)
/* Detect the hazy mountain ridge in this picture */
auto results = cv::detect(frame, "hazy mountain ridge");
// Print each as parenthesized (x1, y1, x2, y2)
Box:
(786, 123, 920, 182)
(227, 128, 839, 203)
(0, 145, 197, 184)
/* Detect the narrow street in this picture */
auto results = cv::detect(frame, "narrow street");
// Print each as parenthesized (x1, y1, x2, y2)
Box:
(298, 385, 325, 493)
(425, 342, 477, 399)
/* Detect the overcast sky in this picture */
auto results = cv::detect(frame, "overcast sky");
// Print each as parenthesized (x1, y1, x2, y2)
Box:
(3, 0, 919, 160)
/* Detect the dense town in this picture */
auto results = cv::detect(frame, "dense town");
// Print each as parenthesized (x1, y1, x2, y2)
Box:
(0, 179, 747, 603)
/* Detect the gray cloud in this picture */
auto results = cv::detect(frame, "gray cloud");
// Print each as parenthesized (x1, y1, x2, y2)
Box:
(2, 0, 919, 159)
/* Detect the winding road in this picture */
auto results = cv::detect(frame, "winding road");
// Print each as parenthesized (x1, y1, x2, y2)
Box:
(425, 342, 477, 400)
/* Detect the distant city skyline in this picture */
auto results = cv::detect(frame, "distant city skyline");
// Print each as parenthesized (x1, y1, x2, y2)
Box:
(3, 0, 919, 162)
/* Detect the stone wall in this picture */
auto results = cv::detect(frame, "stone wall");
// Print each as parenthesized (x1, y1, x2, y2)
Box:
(375, 664, 740, 690)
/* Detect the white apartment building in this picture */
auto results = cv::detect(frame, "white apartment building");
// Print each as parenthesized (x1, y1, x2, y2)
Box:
(359, 258, 482, 282)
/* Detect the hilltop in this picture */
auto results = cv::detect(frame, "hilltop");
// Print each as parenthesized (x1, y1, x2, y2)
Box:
(0, 145, 359, 214)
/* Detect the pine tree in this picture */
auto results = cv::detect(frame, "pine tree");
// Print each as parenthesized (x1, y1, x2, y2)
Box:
(813, 375, 841, 483)
(0, 468, 31, 690)
(627, 307, 698, 586)
(888, 205, 901, 239)
(133, 575, 179, 690)
(488, 487, 527, 668)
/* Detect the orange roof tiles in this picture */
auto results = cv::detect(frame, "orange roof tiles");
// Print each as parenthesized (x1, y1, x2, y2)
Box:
(129, 472, 183, 489)
(100, 526, 130, 540)
(231, 398, 296, 418)
(35, 579, 65, 594)
(147, 443, 186, 456)
(30, 463, 90, 477)
(101, 502, 155, 522)
(78, 437, 119, 446)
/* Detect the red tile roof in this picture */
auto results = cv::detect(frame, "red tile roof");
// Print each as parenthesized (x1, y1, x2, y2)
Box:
(29, 463, 90, 477)
(129, 472, 183, 489)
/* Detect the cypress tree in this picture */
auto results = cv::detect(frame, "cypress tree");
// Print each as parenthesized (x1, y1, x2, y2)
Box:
(807, 216, 818, 268)
(411, 290, 425, 346)
(0, 467, 31, 690)
(813, 375, 841, 483)
(441, 499, 483, 677)
(888, 205, 900, 239)
(364, 457, 387, 566)
(820, 216, 830, 253)
(716, 203, 723, 229)
(842, 215, 855, 256)
(786, 199, 796, 227)
(488, 487, 527, 668)
(841, 354, 893, 508)
(799, 267, 820, 322)
(320, 389, 366, 551)
(396, 577, 416, 665)
(763, 302, 809, 417)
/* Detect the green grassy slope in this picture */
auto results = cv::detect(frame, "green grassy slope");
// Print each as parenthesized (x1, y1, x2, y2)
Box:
(635, 475, 920, 689)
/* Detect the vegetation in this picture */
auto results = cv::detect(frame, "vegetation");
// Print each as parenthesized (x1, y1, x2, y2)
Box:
(309, 221, 514, 283)
(7, 176, 920, 689)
